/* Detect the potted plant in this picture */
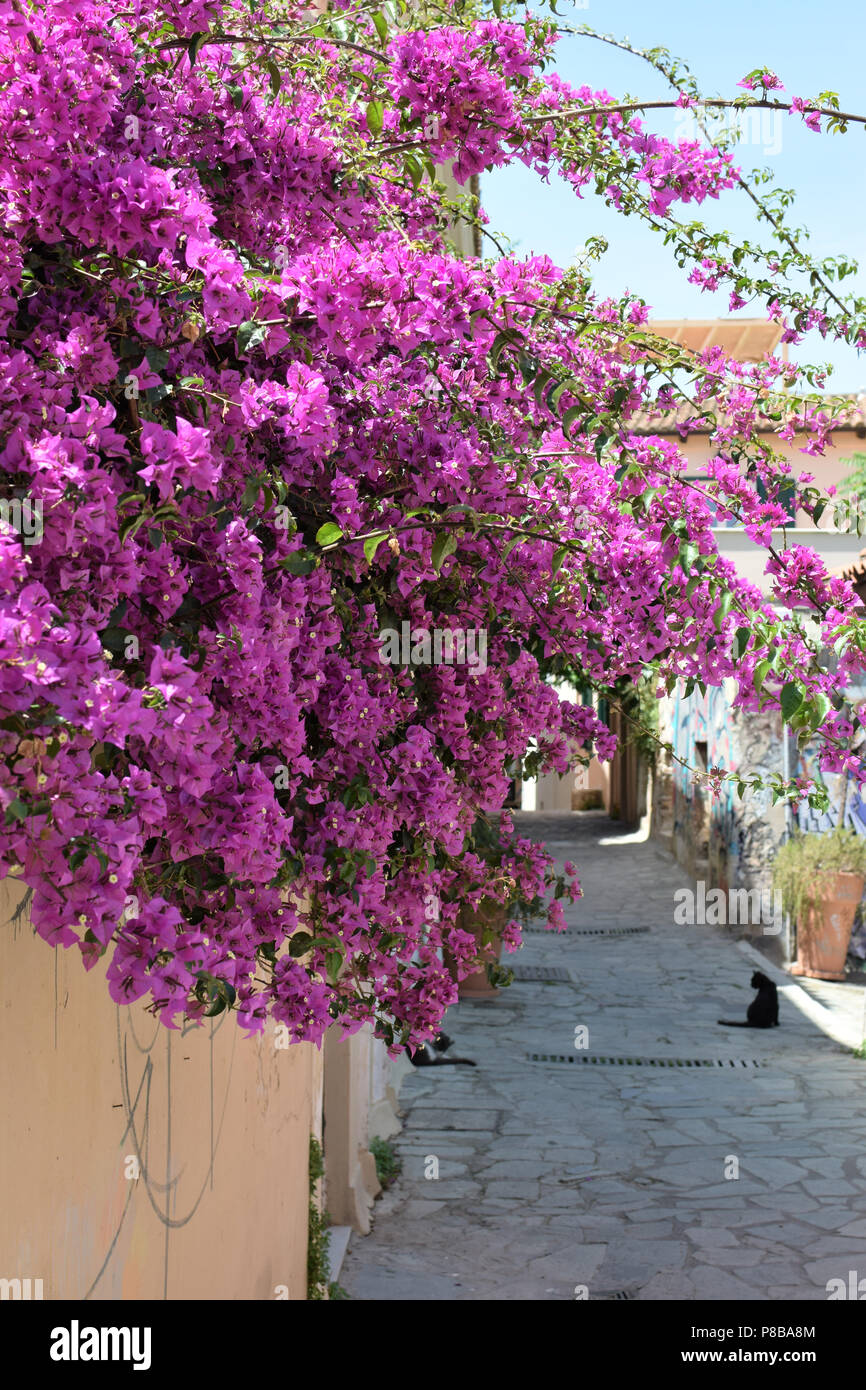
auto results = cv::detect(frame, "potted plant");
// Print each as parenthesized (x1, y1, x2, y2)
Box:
(773, 827, 866, 980)
(452, 895, 509, 998)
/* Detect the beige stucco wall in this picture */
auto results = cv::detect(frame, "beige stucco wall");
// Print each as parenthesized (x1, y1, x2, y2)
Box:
(674, 427, 865, 515)
(534, 766, 575, 812)
(323, 1024, 382, 1234)
(368, 1033, 412, 1143)
(0, 877, 320, 1300)
(674, 429, 866, 596)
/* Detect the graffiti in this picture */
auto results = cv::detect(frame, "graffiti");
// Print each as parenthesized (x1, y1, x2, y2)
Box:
(670, 686, 741, 891)
(666, 683, 792, 895)
(796, 676, 866, 833)
(796, 755, 866, 836)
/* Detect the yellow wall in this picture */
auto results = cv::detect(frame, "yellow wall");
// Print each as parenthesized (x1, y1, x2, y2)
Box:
(0, 878, 320, 1300)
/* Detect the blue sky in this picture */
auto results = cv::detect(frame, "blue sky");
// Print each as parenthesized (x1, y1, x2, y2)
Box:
(481, 0, 866, 390)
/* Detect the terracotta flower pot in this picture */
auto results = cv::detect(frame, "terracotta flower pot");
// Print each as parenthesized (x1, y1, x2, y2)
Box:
(444, 899, 506, 998)
(790, 871, 865, 981)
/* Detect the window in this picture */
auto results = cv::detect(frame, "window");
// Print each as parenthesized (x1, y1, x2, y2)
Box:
(756, 475, 797, 524)
(683, 470, 797, 528)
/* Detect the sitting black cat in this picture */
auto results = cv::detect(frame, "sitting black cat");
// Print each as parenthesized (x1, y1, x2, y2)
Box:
(718, 971, 779, 1028)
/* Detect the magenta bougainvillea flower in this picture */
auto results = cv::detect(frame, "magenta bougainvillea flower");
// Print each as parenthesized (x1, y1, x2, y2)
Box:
(0, 0, 863, 1049)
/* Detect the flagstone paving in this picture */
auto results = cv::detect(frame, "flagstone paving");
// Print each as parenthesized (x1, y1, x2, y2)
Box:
(339, 811, 866, 1301)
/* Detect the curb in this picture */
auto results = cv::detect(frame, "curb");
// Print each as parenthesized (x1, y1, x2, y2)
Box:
(735, 938, 864, 1052)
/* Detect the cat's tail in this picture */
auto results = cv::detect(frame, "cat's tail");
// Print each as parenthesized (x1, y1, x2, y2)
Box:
(717, 1019, 752, 1027)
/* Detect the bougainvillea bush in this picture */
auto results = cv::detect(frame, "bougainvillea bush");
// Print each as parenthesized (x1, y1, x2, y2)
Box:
(1, 0, 865, 1047)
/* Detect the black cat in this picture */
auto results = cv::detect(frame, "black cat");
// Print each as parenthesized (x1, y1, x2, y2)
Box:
(718, 971, 779, 1028)
(406, 1031, 477, 1067)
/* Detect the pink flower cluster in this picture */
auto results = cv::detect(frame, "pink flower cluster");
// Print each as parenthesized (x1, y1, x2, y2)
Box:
(0, 1, 862, 1049)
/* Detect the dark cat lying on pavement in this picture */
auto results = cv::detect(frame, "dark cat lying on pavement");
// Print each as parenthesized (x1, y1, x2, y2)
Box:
(718, 971, 779, 1028)
(406, 1030, 477, 1067)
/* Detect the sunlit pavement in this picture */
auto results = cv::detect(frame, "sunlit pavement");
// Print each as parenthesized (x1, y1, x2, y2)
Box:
(340, 812, 866, 1301)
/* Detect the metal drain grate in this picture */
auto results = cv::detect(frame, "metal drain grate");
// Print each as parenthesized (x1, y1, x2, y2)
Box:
(572, 926, 651, 937)
(523, 925, 651, 937)
(527, 1053, 766, 1068)
(513, 965, 572, 982)
(591, 1289, 638, 1301)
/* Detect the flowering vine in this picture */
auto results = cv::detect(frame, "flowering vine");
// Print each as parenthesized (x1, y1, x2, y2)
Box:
(0, 0, 864, 1049)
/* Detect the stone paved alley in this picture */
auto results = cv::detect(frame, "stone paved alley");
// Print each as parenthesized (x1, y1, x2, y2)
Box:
(341, 812, 866, 1301)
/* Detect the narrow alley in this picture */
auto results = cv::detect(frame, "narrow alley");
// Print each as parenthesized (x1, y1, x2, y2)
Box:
(341, 812, 866, 1301)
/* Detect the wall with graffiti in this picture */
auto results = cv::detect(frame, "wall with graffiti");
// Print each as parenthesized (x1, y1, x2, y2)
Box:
(653, 680, 787, 897)
(796, 760, 866, 836)
(796, 675, 866, 834)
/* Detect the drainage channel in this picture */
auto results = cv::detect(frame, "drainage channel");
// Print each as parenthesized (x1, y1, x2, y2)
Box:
(512, 965, 573, 982)
(523, 925, 651, 937)
(527, 1053, 767, 1068)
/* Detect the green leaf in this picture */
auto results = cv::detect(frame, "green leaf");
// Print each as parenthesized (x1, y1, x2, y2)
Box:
(372, 10, 388, 43)
(678, 540, 700, 574)
(532, 367, 553, 403)
(431, 531, 458, 573)
(732, 626, 751, 660)
(561, 404, 583, 439)
(144, 345, 170, 372)
(517, 354, 536, 386)
(119, 511, 149, 546)
(288, 932, 314, 958)
(500, 532, 524, 562)
(241, 475, 261, 510)
(200, 973, 236, 1018)
(187, 31, 208, 65)
(489, 330, 515, 372)
(753, 658, 772, 694)
(266, 60, 281, 95)
(780, 681, 803, 722)
(83, 928, 109, 956)
(278, 550, 317, 575)
(363, 532, 387, 564)
(552, 546, 567, 576)
(315, 522, 343, 547)
(809, 691, 832, 725)
(6, 798, 28, 822)
(713, 590, 734, 631)
(143, 383, 173, 404)
(403, 152, 422, 190)
(325, 949, 343, 983)
(236, 320, 268, 356)
(548, 377, 578, 413)
(366, 100, 384, 137)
